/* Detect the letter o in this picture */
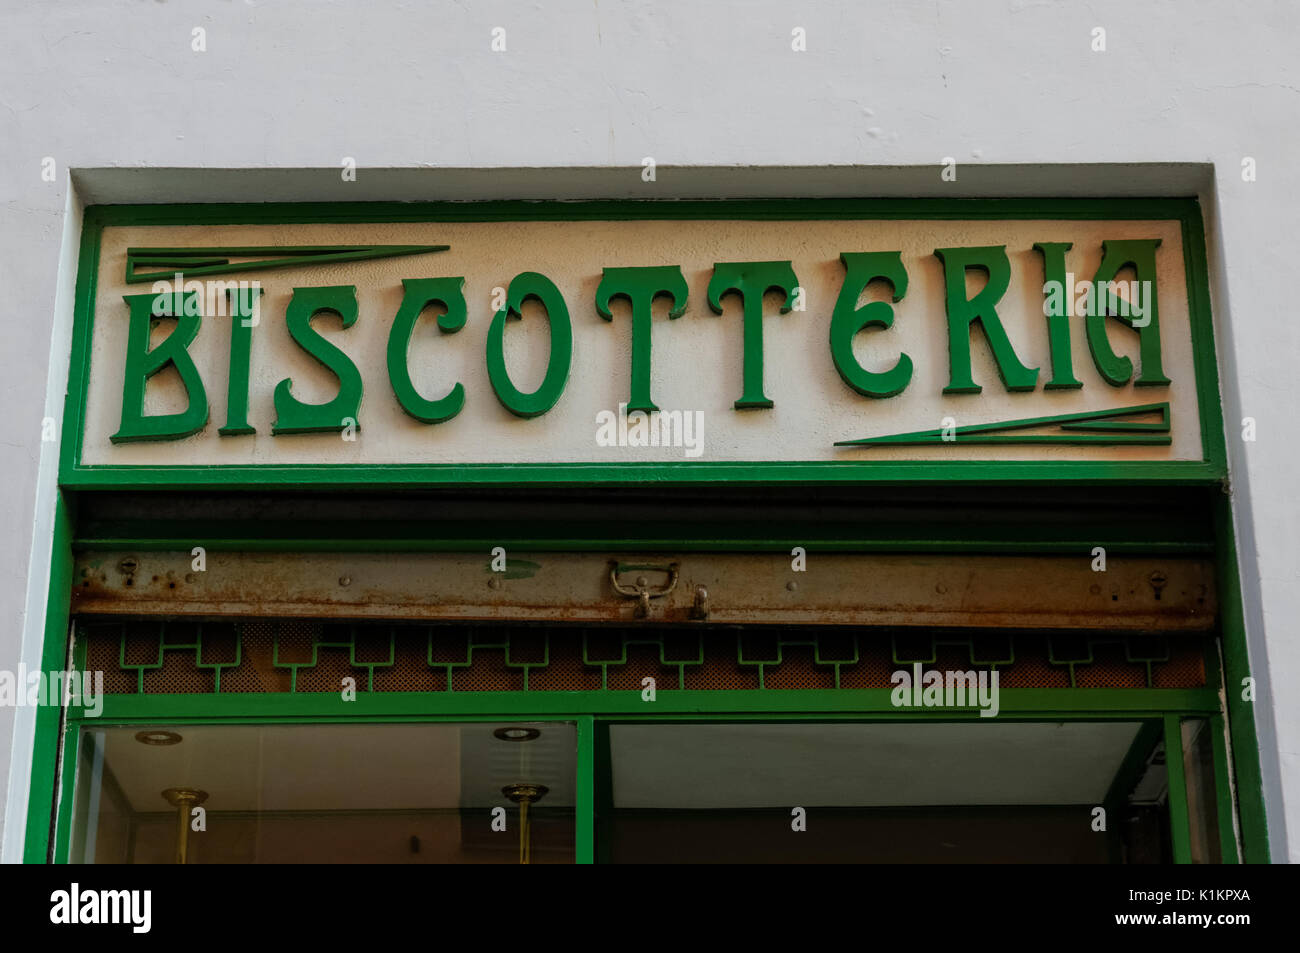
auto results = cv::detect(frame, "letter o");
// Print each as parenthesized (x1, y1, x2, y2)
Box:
(486, 272, 573, 418)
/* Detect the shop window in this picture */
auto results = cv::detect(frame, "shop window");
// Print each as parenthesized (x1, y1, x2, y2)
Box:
(68, 722, 575, 864)
(602, 722, 1157, 863)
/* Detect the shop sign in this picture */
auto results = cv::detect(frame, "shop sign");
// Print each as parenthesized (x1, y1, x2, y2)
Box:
(62, 201, 1224, 486)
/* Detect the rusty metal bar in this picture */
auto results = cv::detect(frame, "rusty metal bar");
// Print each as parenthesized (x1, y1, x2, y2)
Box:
(70, 551, 1216, 632)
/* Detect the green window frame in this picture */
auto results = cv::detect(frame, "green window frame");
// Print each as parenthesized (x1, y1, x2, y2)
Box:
(48, 625, 1236, 865)
(50, 709, 1235, 865)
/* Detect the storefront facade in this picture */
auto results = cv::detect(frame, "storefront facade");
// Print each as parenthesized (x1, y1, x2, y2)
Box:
(2, 2, 1295, 866)
(8, 197, 1265, 863)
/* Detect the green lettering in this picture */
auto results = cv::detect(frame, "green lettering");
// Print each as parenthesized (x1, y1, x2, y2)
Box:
(595, 266, 688, 413)
(830, 251, 912, 398)
(111, 290, 208, 443)
(486, 272, 572, 418)
(933, 245, 1038, 393)
(218, 286, 263, 435)
(1087, 238, 1168, 386)
(1032, 242, 1082, 390)
(272, 285, 363, 434)
(707, 261, 799, 409)
(387, 277, 467, 424)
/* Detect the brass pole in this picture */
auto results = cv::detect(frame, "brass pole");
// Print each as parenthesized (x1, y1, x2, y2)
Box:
(520, 798, 530, 865)
(502, 783, 548, 865)
(161, 788, 208, 865)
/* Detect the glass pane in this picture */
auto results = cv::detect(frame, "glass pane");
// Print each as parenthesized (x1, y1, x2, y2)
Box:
(70, 722, 575, 864)
(1181, 718, 1224, 863)
(605, 722, 1147, 863)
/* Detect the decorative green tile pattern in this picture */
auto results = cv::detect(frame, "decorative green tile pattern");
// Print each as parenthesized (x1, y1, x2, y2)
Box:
(85, 620, 1190, 695)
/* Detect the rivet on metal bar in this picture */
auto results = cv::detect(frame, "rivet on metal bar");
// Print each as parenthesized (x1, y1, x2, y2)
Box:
(691, 585, 710, 620)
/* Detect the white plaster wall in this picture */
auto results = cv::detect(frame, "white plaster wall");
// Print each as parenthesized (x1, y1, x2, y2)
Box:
(0, 0, 1294, 861)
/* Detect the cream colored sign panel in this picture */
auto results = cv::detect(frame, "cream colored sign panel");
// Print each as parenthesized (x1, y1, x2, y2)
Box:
(80, 218, 1202, 469)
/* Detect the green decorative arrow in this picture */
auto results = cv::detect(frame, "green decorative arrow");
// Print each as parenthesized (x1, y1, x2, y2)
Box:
(125, 244, 449, 283)
(835, 401, 1172, 447)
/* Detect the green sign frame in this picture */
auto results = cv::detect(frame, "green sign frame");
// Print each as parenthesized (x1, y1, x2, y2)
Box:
(60, 198, 1227, 490)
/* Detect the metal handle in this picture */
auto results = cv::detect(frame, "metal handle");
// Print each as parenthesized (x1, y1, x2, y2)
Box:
(609, 562, 679, 617)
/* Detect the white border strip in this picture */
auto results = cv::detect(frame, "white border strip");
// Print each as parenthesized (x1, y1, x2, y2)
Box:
(1, 183, 83, 863)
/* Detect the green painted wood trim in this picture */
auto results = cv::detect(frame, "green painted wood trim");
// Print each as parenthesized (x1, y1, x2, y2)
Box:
(51, 718, 81, 865)
(80, 198, 1216, 226)
(1213, 495, 1270, 862)
(1210, 713, 1240, 863)
(1165, 713, 1193, 864)
(54, 636, 91, 864)
(60, 198, 1227, 490)
(60, 217, 101, 494)
(593, 720, 614, 865)
(70, 519, 1215, 554)
(48, 616, 88, 865)
(576, 715, 595, 864)
(72, 688, 1221, 722)
(61, 461, 1229, 490)
(1181, 204, 1230, 494)
(22, 493, 74, 863)
(71, 535, 1215, 555)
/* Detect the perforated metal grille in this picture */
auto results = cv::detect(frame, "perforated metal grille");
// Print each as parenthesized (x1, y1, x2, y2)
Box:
(75, 619, 1209, 695)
